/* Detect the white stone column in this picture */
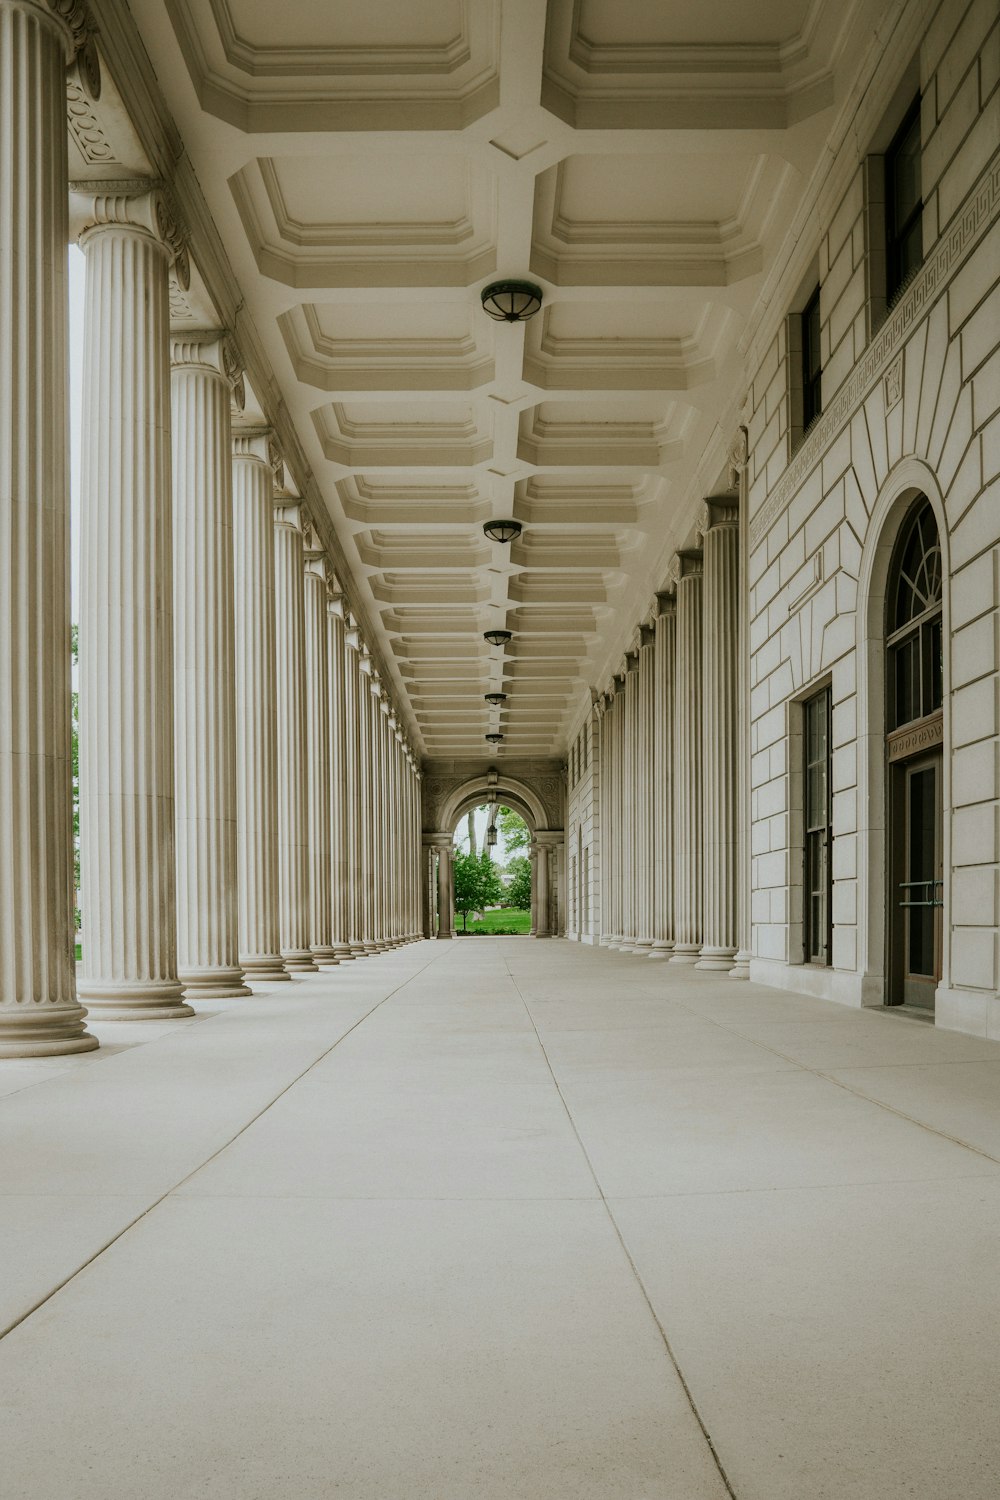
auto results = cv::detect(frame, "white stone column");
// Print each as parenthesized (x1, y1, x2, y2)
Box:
(231, 433, 287, 982)
(597, 696, 612, 944)
(669, 549, 704, 964)
(621, 652, 640, 951)
(327, 589, 354, 960)
(357, 653, 377, 953)
(303, 543, 337, 965)
(729, 430, 753, 980)
(634, 625, 656, 953)
(0, 0, 97, 1055)
(75, 186, 192, 1019)
(343, 621, 366, 957)
(649, 594, 676, 958)
(607, 677, 626, 948)
(170, 335, 248, 999)
(533, 840, 551, 938)
(435, 838, 453, 938)
(273, 501, 316, 972)
(698, 500, 741, 970)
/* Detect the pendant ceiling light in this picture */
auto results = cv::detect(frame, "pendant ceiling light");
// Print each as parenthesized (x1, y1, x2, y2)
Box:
(482, 519, 522, 544)
(483, 629, 512, 647)
(480, 280, 543, 323)
(484, 691, 507, 705)
(485, 732, 504, 744)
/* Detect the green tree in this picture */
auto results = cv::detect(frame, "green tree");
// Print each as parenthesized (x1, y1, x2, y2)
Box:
(453, 849, 504, 931)
(504, 855, 532, 911)
(498, 805, 529, 854)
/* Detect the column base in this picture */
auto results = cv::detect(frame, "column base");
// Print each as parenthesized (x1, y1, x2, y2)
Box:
(310, 946, 340, 966)
(436, 932, 453, 940)
(532, 932, 552, 940)
(76, 980, 194, 1020)
(0, 1003, 99, 1058)
(729, 949, 753, 981)
(240, 956, 291, 982)
(333, 945, 355, 961)
(647, 942, 673, 960)
(281, 950, 318, 973)
(668, 944, 701, 965)
(179, 967, 251, 998)
(363, 941, 380, 954)
(696, 946, 738, 971)
(349, 943, 368, 958)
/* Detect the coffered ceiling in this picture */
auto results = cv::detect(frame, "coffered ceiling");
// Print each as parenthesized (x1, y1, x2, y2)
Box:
(114, 0, 881, 759)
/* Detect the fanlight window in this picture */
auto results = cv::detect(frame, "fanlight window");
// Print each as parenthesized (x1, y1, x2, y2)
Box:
(887, 498, 943, 731)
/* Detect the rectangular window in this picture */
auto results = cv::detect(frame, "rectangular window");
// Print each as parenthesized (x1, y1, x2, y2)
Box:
(801, 285, 822, 429)
(803, 687, 833, 965)
(886, 96, 922, 303)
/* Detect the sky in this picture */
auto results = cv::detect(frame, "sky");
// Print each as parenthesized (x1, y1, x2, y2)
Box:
(453, 805, 525, 863)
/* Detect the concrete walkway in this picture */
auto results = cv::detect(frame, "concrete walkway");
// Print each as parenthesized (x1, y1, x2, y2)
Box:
(3, 938, 1000, 1498)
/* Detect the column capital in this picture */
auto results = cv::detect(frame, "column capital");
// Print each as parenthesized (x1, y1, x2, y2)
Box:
(656, 590, 676, 617)
(625, 650, 639, 673)
(171, 330, 242, 389)
(666, 548, 703, 586)
(639, 623, 656, 649)
(232, 428, 272, 468)
(273, 498, 303, 532)
(697, 498, 740, 536)
(23, 0, 101, 89)
(70, 180, 188, 285)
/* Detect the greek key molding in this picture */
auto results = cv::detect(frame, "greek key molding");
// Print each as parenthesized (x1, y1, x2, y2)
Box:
(748, 148, 1000, 553)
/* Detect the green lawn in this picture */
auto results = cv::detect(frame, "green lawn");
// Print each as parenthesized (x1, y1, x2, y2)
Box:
(460, 908, 531, 935)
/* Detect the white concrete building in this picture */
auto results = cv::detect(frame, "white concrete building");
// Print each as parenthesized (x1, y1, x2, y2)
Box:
(1, 0, 1000, 1494)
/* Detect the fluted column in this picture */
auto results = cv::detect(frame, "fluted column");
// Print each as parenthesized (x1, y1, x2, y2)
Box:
(273, 501, 316, 972)
(231, 433, 287, 981)
(303, 544, 336, 965)
(357, 653, 376, 953)
(669, 550, 704, 964)
(0, 0, 98, 1055)
(435, 838, 452, 938)
(697, 500, 740, 969)
(597, 697, 612, 944)
(607, 677, 626, 948)
(170, 335, 248, 998)
(634, 626, 655, 953)
(75, 186, 192, 1019)
(533, 840, 551, 938)
(621, 653, 640, 951)
(729, 431, 753, 980)
(649, 595, 676, 958)
(327, 590, 353, 960)
(343, 621, 366, 957)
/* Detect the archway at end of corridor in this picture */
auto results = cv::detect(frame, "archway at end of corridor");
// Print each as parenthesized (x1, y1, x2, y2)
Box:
(450, 804, 532, 935)
(421, 772, 565, 942)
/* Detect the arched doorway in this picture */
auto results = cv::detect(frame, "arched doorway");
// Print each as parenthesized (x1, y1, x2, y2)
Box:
(423, 774, 564, 940)
(884, 496, 944, 1011)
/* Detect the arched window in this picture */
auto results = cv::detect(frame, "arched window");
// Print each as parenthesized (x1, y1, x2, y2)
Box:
(887, 498, 943, 731)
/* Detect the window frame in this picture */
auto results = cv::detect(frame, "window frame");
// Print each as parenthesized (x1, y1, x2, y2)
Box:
(801, 284, 822, 431)
(802, 685, 833, 967)
(884, 94, 922, 305)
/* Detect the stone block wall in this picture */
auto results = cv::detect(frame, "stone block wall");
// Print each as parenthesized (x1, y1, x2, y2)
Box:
(744, 0, 1000, 1031)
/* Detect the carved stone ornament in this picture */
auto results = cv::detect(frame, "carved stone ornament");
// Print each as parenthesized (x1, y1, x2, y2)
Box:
(69, 181, 188, 286)
(697, 498, 739, 537)
(726, 425, 749, 489)
(666, 548, 703, 587)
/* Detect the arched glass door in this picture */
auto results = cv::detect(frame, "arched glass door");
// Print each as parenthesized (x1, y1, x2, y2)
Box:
(886, 499, 943, 1010)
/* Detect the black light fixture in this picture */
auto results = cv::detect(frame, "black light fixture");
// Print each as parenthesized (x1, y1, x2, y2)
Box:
(480, 279, 543, 323)
(485, 732, 504, 744)
(484, 691, 507, 705)
(483, 518, 522, 544)
(483, 629, 512, 647)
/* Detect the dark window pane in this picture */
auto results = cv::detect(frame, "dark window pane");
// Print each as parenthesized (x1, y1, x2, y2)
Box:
(801, 286, 822, 428)
(886, 98, 922, 301)
(907, 767, 937, 976)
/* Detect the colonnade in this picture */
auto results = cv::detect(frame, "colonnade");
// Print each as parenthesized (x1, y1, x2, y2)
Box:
(597, 500, 746, 976)
(0, 4, 421, 1056)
